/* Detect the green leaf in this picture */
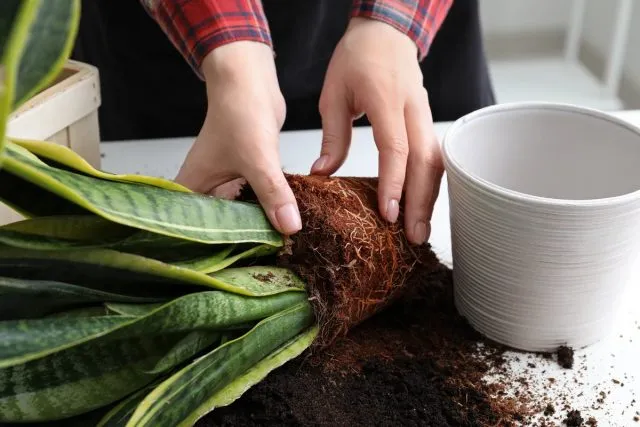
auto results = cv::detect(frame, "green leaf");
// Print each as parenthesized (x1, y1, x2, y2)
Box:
(147, 244, 234, 269)
(174, 244, 277, 273)
(46, 306, 113, 319)
(0, 315, 131, 368)
(180, 326, 318, 425)
(125, 303, 314, 427)
(1, 142, 283, 246)
(210, 266, 308, 295)
(146, 331, 222, 375)
(0, 290, 309, 369)
(0, 215, 245, 271)
(0, 215, 136, 250)
(0, 276, 164, 320)
(0, 246, 303, 296)
(0, 1, 36, 160)
(0, 333, 183, 423)
(99, 327, 318, 427)
(12, 0, 81, 109)
(104, 302, 164, 317)
(0, 3, 24, 61)
(11, 137, 191, 193)
(96, 381, 163, 427)
(0, 1, 80, 161)
(0, 215, 249, 272)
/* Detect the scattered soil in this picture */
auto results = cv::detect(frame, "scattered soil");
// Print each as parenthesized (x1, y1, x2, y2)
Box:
(198, 264, 532, 426)
(563, 409, 584, 426)
(544, 404, 556, 416)
(557, 346, 575, 369)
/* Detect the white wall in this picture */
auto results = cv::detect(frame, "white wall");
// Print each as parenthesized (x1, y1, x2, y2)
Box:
(582, 0, 640, 94)
(479, 0, 571, 35)
(478, 0, 640, 106)
(626, 4, 640, 90)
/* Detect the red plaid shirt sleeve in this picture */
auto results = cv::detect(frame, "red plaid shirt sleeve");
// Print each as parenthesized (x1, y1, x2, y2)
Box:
(351, 0, 453, 60)
(141, 0, 272, 78)
(141, 0, 452, 80)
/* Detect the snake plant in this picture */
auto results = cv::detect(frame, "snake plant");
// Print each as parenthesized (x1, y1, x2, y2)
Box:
(0, 1, 318, 425)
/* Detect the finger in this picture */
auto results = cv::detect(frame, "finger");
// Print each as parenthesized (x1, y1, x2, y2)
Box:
(367, 98, 409, 224)
(312, 85, 353, 176)
(403, 90, 444, 245)
(243, 155, 302, 236)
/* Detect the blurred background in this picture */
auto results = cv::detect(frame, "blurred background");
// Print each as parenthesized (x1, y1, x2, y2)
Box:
(479, 0, 639, 111)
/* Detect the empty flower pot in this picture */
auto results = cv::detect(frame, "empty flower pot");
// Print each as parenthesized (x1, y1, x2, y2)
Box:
(442, 102, 640, 352)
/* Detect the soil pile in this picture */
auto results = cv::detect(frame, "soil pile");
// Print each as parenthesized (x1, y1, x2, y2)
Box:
(221, 175, 530, 426)
(198, 264, 532, 426)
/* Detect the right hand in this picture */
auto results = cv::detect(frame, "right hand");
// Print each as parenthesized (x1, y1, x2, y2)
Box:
(174, 41, 303, 236)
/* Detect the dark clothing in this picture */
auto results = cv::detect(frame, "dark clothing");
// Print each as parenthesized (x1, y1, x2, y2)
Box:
(71, 0, 495, 141)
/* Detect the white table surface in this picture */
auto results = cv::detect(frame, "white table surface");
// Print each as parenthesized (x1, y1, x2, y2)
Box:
(101, 109, 640, 426)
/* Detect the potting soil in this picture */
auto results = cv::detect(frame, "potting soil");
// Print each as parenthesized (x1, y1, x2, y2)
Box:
(198, 264, 531, 427)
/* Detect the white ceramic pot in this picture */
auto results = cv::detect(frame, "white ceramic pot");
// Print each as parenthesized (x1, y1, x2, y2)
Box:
(441, 102, 640, 352)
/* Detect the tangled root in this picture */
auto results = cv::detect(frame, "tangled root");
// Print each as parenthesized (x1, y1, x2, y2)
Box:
(241, 174, 440, 347)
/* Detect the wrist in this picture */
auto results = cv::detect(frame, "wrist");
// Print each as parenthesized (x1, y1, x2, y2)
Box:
(200, 41, 276, 84)
(345, 17, 418, 57)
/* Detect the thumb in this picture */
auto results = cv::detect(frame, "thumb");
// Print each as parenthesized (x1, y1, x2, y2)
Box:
(312, 87, 353, 175)
(244, 159, 302, 236)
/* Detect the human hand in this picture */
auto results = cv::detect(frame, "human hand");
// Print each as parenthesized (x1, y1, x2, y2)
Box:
(312, 17, 444, 245)
(174, 41, 302, 236)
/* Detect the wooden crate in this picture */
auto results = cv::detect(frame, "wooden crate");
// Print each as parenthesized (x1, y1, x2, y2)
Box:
(1, 60, 102, 225)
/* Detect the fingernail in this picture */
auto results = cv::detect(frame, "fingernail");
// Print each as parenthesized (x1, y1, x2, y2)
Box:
(276, 203, 302, 234)
(386, 199, 399, 223)
(413, 221, 427, 244)
(311, 155, 328, 173)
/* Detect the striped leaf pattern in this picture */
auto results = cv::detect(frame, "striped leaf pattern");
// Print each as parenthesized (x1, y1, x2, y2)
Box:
(145, 331, 222, 375)
(0, 215, 136, 250)
(0, 276, 163, 321)
(0, 290, 308, 369)
(96, 381, 163, 427)
(177, 326, 319, 426)
(126, 303, 314, 426)
(0, 2, 320, 425)
(0, 334, 185, 422)
(10, 137, 192, 193)
(0, 246, 304, 296)
(2, 142, 283, 246)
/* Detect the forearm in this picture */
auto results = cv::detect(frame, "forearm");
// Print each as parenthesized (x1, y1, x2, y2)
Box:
(350, 0, 453, 60)
(140, 0, 272, 79)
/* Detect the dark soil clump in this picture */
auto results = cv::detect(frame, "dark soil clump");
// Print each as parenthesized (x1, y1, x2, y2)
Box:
(198, 264, 531, 426)
(544, 403, 556, 416)
(557, 346, 575, 369)
(563, 409, 584, 426)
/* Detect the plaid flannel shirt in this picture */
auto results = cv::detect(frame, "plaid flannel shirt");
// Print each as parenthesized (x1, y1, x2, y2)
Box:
(141, 0, 453, 79)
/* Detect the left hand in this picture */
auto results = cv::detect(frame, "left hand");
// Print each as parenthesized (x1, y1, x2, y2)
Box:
(311, 17, 444, 246)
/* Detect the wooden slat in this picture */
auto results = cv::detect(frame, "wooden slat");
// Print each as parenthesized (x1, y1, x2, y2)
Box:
(47, 128, 70, 147)
(6, 61, 101, 142)
(68, 111, 101, 168)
